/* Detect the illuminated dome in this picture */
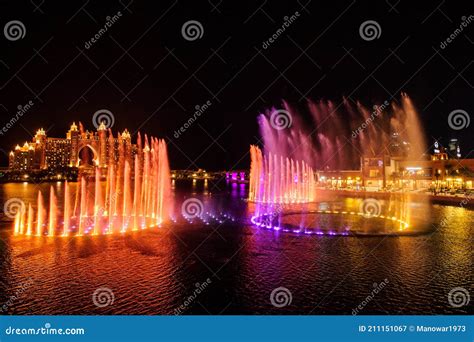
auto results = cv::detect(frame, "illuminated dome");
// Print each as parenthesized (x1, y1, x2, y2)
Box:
(98, 121, 107, 131)
(70, 122, 78, 131)
(35, 128, 46, 136)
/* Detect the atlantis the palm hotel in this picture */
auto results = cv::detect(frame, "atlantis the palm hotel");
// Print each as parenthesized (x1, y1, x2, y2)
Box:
(8, 122, 136, 173)
(317, 137, 474, 192)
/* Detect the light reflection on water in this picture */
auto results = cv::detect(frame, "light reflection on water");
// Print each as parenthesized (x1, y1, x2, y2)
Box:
(0, 181, 472, 314)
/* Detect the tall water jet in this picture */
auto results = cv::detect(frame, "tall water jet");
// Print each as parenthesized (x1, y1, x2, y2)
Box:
(122, 161, 131, 232)
(48, 186, 57, 235)
(63, 181, 70, 236)
(14, 212, 20, 235)
(401, 93, 427, 160)
(133, 155, 140, 231)
(26, 203, 33, 236)
(79, 177, 87, 235)
(108, 165, 115, 233)
(94, 168, 103, 235)
(36, 191, 44, 236)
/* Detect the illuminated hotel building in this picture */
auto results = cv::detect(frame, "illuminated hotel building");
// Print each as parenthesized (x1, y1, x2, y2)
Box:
(8, 122, 136, 171)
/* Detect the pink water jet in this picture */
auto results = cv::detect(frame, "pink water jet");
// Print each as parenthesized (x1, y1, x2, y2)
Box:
(249, 94, 427, 232)
(256, 94, 427, 171)
(249, 145, 316, 204)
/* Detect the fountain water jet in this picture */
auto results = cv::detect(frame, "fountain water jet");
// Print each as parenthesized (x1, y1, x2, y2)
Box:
(13, 134, 171, 237)
(249, 94, 429, 235)
(249, 145, 316, 204)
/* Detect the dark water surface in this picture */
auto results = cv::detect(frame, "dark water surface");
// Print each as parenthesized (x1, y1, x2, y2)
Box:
(0, 181, 472, 314)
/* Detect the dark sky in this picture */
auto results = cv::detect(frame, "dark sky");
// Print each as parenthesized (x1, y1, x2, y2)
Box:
(0, 0, 473, 170)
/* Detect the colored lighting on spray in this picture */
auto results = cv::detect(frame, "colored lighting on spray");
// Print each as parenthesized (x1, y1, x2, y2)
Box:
(13, 134, 171, 237)
(248, 145, 316, 204)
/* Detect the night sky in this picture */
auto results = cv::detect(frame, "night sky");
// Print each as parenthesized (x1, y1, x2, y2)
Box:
(0, 0, 472, 170)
